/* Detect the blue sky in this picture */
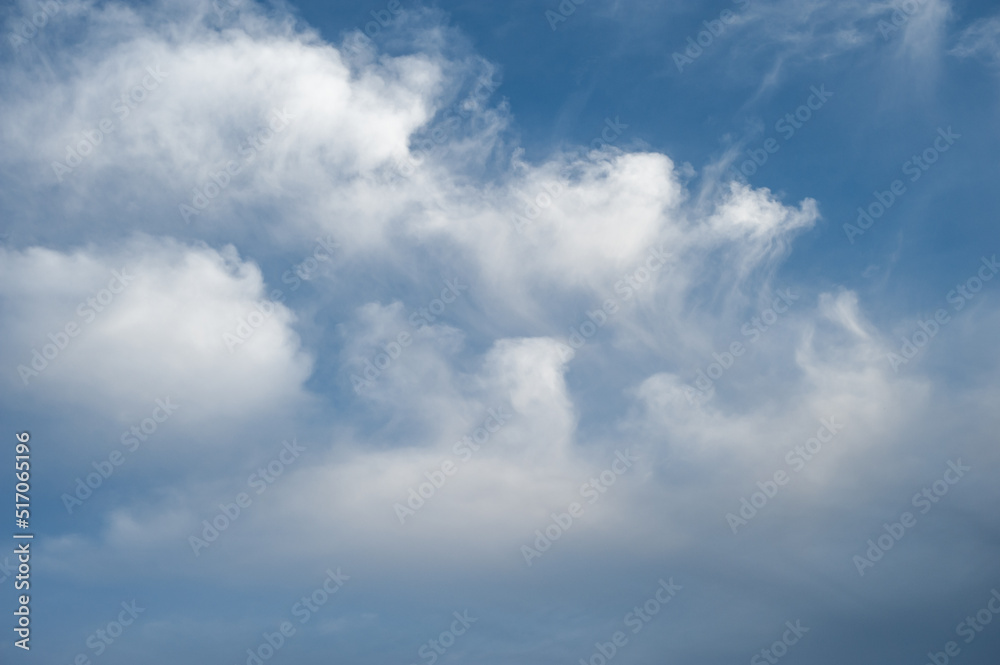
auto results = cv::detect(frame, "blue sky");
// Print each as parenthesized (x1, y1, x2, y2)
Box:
(1, 0, 999, 663)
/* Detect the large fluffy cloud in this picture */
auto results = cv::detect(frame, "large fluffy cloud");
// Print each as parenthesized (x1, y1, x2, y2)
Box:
(0, 238, 312, 418)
